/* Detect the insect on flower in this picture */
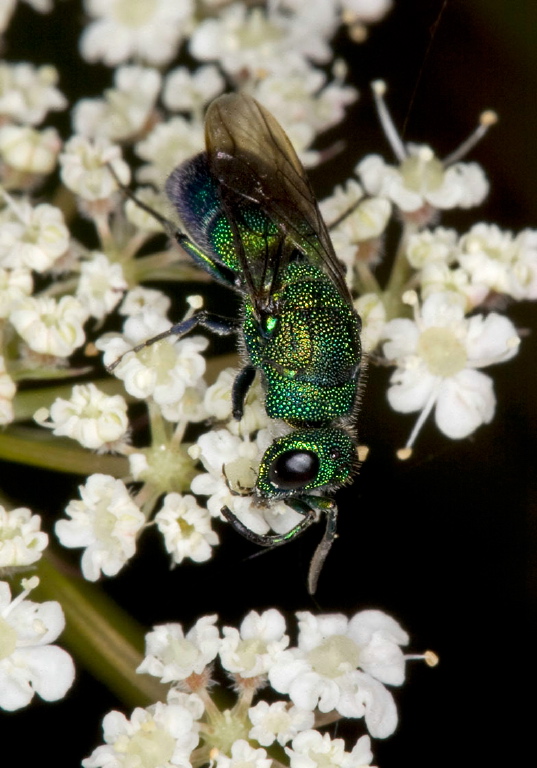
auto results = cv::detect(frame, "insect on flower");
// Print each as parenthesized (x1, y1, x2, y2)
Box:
(109, 94, 363, 593)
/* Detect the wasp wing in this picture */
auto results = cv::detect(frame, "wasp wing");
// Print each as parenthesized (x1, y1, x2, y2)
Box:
(205, 93, 353, 307)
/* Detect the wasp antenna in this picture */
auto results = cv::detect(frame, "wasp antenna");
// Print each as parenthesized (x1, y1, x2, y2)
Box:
(107, 162, 177, 236)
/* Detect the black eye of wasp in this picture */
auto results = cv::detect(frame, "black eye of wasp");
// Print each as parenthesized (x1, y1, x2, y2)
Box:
(269, 449, 319, 491)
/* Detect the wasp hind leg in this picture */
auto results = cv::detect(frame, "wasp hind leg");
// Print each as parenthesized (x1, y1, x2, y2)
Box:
(221, 495, 337, 594)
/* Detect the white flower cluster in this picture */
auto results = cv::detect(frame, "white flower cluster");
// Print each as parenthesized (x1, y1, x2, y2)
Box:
(321, 83, 525, 452)
(0, 506, 75, 713)
(85, 607, 428, 768)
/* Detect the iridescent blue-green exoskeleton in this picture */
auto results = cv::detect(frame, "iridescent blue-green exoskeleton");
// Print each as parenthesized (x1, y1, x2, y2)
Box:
(111, 94, 362, 593)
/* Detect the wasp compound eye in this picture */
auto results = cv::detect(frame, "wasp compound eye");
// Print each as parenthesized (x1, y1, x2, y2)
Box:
(269, 449, 319, 490)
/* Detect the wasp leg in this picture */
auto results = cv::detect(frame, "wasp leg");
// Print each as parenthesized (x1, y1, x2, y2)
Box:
(107, 311, 240, 373)
(304, 497, 338, 595)
(220, 499, 316, 548)
(231, 365, 256, 420)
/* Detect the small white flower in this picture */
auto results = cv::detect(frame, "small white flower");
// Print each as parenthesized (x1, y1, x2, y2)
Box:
(82, 701, 200, 768)
(405, 227, 458, 269)
(97, 310, 208, 412)
(420, 260, 488, 309)
(135, 115, 204, 186)
(190, 4, 333, 78)
(458, 223, 517, 296)
(163, 65, 224, 113)
(248, 701, 314, 746)
(382, 291, 520, 445)
(76, 252, 127, 319)
(203, 368, 267, 436)
(0, 355, 16, 425)
(119, 286, 171, 317)
(73, 65, 161, 142)
(341, 0, 392, 24)
(0, 124, 60, 175)
(251, 69, 356, 161)
(0, 196, 69, 272)
(137, 615, 220, 683)
(35, 383, 129, 450)
(0, 579, 75, 711)
(286, 731, 375, 768)
(80, 0, 195, 67)
(191, 428, 301, 535)
(0, 266, 33, 318)
(357, 144, 488, 213)
(55, 474, 145, 581)
(10, 295, 88, 357)
(124, 187, 170, 234)
(268, 610, 408, 738)
(59, 135, 130, 201)
(0, 62, 67, 125)
(220, 609, 289, 678)
(215, 739, 271, 768)
(0, 506, 48, 567)
(354, 293, 386, 353)
(155, 493, 219, 565)
(511, 228, 537, 299)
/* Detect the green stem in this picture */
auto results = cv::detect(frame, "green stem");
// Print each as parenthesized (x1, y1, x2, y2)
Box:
(0, 427, 129, 476)
(383, 220, 418, 319)
(34, 551, 168, 708)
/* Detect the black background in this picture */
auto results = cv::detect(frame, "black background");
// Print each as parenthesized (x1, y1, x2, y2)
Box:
(1, 1, 535, 766)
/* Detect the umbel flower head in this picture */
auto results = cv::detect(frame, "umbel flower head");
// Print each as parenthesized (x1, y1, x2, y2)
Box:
(84, 608, 435, 768)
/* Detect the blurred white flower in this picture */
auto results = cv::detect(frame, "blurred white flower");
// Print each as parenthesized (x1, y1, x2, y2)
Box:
(203, 367, 267, 435)
(382, 291, 520, 447)
(155, 493, 219, 565)
(0, 578, 75, 711)
(0, 62, 66, 125)
(163, 65, 225, 113)
(10, 295, 88, 357)
(35, 383, 129, 450)
(82, 702, 200, 768)
(59, 135, 130, 201)
(0, 124, 60, 175)
(0, 355, 16, 424)
(214, 740, 271, 768)
(73, 65, 161, 142)
(220, 609, 289, 678)
(80, 0, 195, 67)
(0, 266, 33, 318)
(55, 474, 145, 580)
(0, 196, 69, 272)
(124, 187, 171, 234)
(76, 252, 127, 319)
(248, 701, 314, 747)
(358, 144, 488, 213)
(511, 228, 537, 299)
(354, 293, 386, 353)
(135, 115, 204, 185)
(0, 505, 48, 567)
(190, 4, 333, 79)
(137, 615, 220, 683)
(286, 731, 374, 768)
(405, 227, 458, 269)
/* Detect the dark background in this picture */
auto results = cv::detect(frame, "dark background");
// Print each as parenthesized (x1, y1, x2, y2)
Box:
(2, 1, 535, 765)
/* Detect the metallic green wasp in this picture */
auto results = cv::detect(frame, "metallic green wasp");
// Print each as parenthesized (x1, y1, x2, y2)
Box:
(113, 94, 362, 593)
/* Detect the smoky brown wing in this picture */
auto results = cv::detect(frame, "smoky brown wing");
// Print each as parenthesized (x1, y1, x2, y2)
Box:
(204, 93, 353, 306)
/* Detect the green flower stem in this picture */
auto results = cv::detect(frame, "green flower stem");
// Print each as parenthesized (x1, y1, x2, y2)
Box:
(383, 220, 418, 319)
(0, 427, 129, 476)
(355, 261, 382, 297)
(34, 551, 168, 708)
(127, 251, 206, 284)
